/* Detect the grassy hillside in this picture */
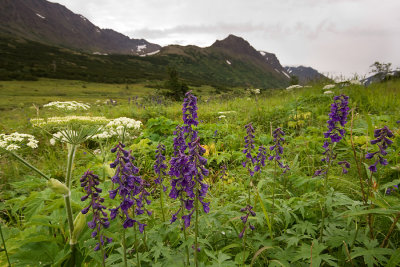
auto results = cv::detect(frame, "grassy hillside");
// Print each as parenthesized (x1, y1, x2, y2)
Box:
(0, 35, 288, 88)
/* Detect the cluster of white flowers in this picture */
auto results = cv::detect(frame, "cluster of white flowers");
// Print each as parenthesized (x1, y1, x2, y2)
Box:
(324, 90, 334, 95)
(350, 80, 361, 85)
(286, 85, 303, 90)
(43, 101, 90, 111)
(218, 111, 236, 114)
(246, 88, 261, 95)
(323, 84, 335, 90)
(218, 115, 226, 119)
(50, 131, 70, 145)
(0, 132, 39, 151)
(107, 117, 142, 129)
(92, 117, 142, 140)
(31, 116, 109, 127)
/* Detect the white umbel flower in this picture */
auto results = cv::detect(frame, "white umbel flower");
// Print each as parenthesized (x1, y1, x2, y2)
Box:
(43, 101, 90, 111)
(286, 85, 303, 90)
(0, 132, 39, 151)
(323, 84, 335, 90)
(218, 111, 236, 114)
(92, 117, 142, 140)
(31, 116, 109, 127)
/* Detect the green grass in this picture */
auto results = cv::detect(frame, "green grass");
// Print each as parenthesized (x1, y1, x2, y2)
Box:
(1, 78, 400, 266)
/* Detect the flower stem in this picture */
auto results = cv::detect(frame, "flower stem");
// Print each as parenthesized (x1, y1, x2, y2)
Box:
(9, 151, 50, 180)
(194, 182, 199, 267)
(271, 161, 276, 227)
(66, 144, 77, 188)
(380, 212, 400, 248)
(159, 183, 166, 222)
(122, 227, 127, 267)
(242, 228, 246, 267)
(65, 194, 75, 242)
(319, 151, 333, 242)
(349, 108, 367, 204)
(65, 144, 77, 250)
(181, 200, 189, 266)
(0, 223, 11, 267)
(98, 232, 106, 267)
(134, 222, 140, 267)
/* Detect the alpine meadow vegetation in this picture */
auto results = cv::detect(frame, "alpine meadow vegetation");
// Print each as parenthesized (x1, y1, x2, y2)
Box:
(1, 80, 400, 267)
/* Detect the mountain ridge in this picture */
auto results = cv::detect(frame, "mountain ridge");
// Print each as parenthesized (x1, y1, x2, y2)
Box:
(0, 0, 160, 55)
(284, 65, 329, 84)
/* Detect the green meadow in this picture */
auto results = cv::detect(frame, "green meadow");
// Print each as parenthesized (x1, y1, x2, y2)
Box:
(1, 78, 400, 266)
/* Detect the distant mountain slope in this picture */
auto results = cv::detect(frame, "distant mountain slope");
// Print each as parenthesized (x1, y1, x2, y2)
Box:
(0, 35, 290, 88)
(158, 35, 290, 87)
(0, 0, 160, 55)
(0, 0, 290, 88)
(284, 66, 329, 84)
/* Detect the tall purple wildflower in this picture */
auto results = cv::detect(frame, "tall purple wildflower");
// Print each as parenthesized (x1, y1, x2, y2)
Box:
(219, 164, 227, 180)
(80, 170, 112, 251)
(365, 126, 394, 173)
(169, 91, 209, 228)
(154, 143, 167, 192)
(239, 205, 256, 238)
(268, 128, 290, 173)
(324, 95, 350, 144)
(242, 123, 267, 176)
(108, 143, 150, 232)
(315, 95, 350, 176)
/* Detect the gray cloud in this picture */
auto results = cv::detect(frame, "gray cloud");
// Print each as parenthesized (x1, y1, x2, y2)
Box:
(49, 0, 400, 77)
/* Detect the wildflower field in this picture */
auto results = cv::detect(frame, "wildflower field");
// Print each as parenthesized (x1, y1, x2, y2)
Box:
(1, 79, 400, 266)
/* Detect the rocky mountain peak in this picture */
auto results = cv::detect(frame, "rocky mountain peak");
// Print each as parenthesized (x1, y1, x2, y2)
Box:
(211, 34, 260, 58)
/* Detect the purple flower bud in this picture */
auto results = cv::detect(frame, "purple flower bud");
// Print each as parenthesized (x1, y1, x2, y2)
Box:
(239, 226, 246, 239)
(138, 222, 146, 233)
(123, 218, 135, 228)
(369, 161, 378, 173)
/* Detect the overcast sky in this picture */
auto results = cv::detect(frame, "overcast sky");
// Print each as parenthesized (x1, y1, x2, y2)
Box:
(50, 0, 400, 79)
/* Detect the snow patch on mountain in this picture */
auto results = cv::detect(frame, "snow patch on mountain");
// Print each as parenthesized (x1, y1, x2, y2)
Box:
(137, 44, 147, 52)
(139, 50, 160, 57)
(282, 71, 291, 79)
(36, 13, 45, 19)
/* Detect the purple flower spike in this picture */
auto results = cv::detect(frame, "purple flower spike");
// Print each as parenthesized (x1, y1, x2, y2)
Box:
(315, 95, 350, 176)
(323, 95, 350, 158)
(154, 143, 167, 192)
(268, 128, 289, 173)
(242, 123, 269, 175)
(239, 205, 256, 238)
(109, 142, 151, 231)
(366, 126, 394, 173)
(168, 91, 210, 228)
(80, 170, 112, 252)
